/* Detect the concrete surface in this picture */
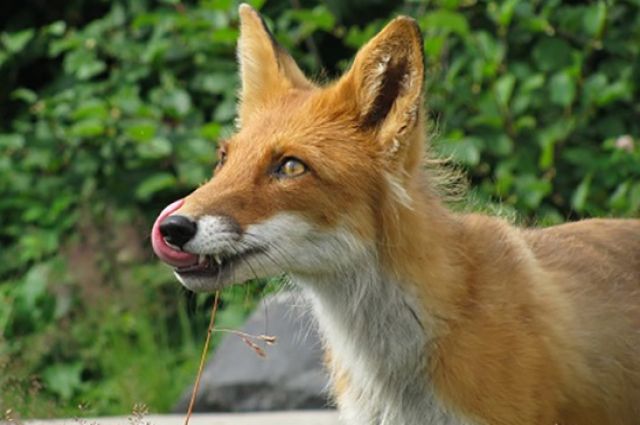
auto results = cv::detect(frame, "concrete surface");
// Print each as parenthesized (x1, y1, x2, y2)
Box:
(24, 411, 340, 425)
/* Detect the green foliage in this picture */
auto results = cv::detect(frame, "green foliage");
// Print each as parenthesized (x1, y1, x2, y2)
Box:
(1, 0, 638, 418)
(0, 0, 277, 417)
(416, 0, 640, 222)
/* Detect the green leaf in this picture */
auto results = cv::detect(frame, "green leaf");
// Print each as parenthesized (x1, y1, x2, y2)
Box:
(42, 363, 83, 401)
(176, 162, 208, 187)
(63, 49, 106, 80)
(72, 99, 109, 120)
(537, 118, 575, 169)
(214, 96, 236, 122)
(497, 0, 520, 28)
(515, 175, 552, 209)
(436, 0, 463, 8)
(439, 136, 482, 166)
(20, 265, 49, 310)
(549, 71, 576, 107)
(289, 5, 336, 32)
(47, 21, 67, 36)
(211, 28, 240, 44)
(494, 74, 516, 107)
(629, 183, 640, 214)
(246, 0, 266, 9)
(124, 120, 156, 142)
(193, 73, 236, 94)
(583, 2, 607, 38)
(135, 173, 177, 200)
(2, 29, 34, 53)
(0, 133, 25, 150)
(203, 0, 233, 10)
(583, 73, 607, 106)
(18, 230, 59, 263)
(532, 38, 572, 71)
(11, 88, 38, 104)
(609, 181, 630, 211)
(76, 60, 106, 80)
(69, 119, 105, 138)
(155, 88, 192, 118)
(424, 35, 446, 60)
(489, 134, 514, 156)
(514, 115, 536, 131)
(199, 122, 221, 140)
(521, 74, 545, 92)
(136, 137, 173, 159)
(572, 175, 592, 212)
(421, 10, 469, 36)
(597, 79, 632, 106)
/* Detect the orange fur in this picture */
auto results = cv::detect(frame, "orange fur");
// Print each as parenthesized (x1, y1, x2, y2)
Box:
(174, 5, 640, 424)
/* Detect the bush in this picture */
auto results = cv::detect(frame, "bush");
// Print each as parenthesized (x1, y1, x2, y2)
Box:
(1, 0, 638, 418)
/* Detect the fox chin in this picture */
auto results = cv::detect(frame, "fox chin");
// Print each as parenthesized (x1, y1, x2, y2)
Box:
(151, 4, 640, 425)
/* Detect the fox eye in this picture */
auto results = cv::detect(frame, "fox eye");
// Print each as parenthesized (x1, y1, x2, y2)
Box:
(275, 157, 307, 178)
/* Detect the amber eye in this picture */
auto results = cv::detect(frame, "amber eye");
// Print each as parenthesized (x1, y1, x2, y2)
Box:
(275, 157, 307, 178)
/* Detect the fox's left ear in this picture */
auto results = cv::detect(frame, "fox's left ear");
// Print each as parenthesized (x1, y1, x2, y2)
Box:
(339, 17, 425, 162)
(236, 4, 313, 124)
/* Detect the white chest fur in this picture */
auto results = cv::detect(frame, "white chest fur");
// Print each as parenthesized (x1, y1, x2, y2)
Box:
(293, 257, 472, 425)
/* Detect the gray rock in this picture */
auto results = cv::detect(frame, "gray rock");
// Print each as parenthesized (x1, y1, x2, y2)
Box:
(174, 292, 332, 413)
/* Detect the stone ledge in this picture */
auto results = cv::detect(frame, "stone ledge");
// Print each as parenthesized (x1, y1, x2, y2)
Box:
(22, 411, 340, 425)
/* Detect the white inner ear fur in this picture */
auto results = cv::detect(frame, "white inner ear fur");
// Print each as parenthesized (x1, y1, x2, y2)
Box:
(363, 53, 392, 111)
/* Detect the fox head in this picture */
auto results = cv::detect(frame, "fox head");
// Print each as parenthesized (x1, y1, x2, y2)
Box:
(151, 4, 429, 292)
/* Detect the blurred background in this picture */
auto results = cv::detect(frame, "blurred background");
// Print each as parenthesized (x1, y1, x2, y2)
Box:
(1, 0, 639, 419)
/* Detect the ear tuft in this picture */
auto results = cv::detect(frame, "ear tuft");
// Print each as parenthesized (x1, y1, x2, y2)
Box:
(238, 3, 256, 17)
(238, 3, 279, 52)
(362, 54, 412, 129)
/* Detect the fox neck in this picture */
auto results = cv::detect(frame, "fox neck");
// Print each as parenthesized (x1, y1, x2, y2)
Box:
(295, 255, 442, 424)
(379, 179, 466, 323)
(291, 185, 465, 423)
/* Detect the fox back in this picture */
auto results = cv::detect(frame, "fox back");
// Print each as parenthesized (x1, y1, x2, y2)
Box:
(151, 5, 640, 424)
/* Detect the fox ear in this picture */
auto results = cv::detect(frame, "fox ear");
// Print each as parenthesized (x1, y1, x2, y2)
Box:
(237, 4, 312, 123)
(340, 17, 425, 159)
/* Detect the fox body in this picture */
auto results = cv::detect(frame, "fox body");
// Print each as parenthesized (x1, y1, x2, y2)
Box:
(151, 5, 640, 424)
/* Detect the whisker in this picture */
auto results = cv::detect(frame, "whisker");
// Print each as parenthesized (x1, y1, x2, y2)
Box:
(229, 243, 262, 283)
(243, 232, 298, 272)
(242, 234, 292, 270)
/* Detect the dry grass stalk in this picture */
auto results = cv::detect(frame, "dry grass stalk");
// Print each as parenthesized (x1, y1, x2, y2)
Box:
(211, 328, 277, 346)
(183, 292, 279, 424)
(184, 290, 220, 425)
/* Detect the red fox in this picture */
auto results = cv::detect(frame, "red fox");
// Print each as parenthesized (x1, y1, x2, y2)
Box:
(151, 4, 640, 424)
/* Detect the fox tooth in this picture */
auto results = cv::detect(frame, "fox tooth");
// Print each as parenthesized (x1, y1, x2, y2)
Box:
(214, 254, 222, 265)
(198, 254, 207, 265)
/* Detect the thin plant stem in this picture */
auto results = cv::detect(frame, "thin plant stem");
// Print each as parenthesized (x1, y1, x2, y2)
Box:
(184, 290, 220, 425)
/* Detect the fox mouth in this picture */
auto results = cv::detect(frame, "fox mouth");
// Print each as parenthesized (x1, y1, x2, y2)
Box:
(174, 248, 264, 278)
(151, 199, 267, 286)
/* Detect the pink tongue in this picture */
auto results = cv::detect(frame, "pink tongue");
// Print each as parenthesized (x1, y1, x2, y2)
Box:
(151, 199, 199, 268)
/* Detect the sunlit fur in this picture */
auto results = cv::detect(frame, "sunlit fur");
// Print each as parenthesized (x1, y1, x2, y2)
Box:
(171, 4, 640, 424)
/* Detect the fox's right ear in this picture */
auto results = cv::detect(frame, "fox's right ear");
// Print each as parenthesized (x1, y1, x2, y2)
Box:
(236, 4, 313, 125)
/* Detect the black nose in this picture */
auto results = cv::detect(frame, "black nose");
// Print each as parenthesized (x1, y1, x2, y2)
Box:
(159, 215, 197, 249)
